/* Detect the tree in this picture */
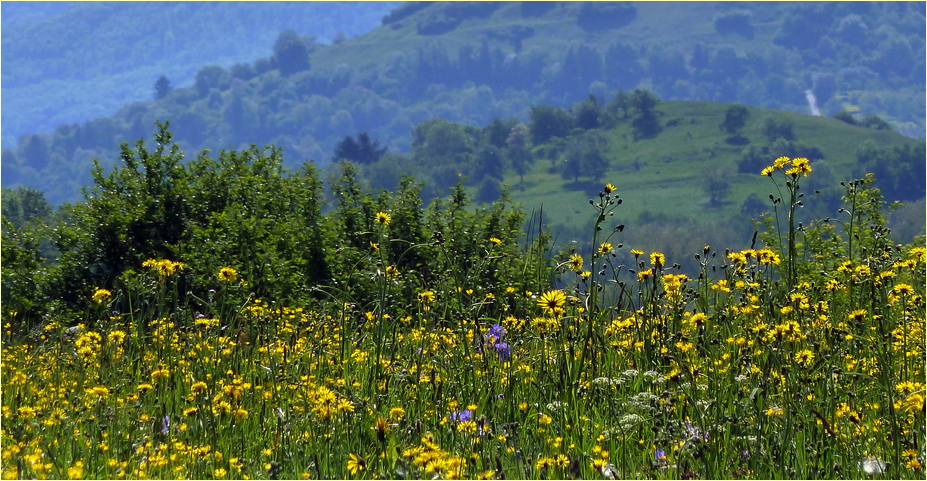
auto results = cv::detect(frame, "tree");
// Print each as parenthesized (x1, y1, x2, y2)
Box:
(273, 29, 312, 76)
(194, 65, 227, 97)
(507, 144, 533, 184)
(153, 75, 172, 100)
(1, 187, 52, 230)
(529, 105, 573, 145)
(335, 132, 387, 165)
(574, 94, 602, 130)
(720, 104, 750, 136)
(476, 177, 502, 203)
(474, 147, 504, 181)
(484, 117, 519, 149)
(19, 134, 52, 171)
(705, 176, 730, 206)
(861, 115, 892, 131)
(604, 42, 642, 90)
(629, 89, 661, 140)
(559, 131, 609, 182)
(760, 117, 795, 142)
(355, 132, 388, 164)
(577, 1, 637, 31)
(714, 10, 754, 38)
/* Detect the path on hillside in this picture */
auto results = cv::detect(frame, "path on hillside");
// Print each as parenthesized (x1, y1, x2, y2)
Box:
(805, 89, 821, 116)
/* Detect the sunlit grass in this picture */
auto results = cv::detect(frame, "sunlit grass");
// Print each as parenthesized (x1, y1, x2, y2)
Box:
(2, 162, 924, 480)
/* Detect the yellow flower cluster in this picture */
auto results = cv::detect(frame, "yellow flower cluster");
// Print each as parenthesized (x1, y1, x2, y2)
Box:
(761, 156, 812, 177)
(142, 258, 184, 276)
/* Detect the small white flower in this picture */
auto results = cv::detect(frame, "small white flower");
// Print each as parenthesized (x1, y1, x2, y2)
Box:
(858, 457, 887, 475)
(600, 463, 619, 479)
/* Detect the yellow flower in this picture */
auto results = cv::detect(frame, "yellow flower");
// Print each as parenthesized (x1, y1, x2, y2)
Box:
(217, 267, 238, 282)
(389, 406, 406, 421)
(650, 252, 665, 268)
(908, 246, 926, 263)
(789, 157, 812, 176)
(457, 420, 478, 433)
(772, 156, 790, 169)
(630, 249, 644, 257)
(67, 461, 84, 479)
(477, 470, 496, 480)
(598, 242, 613, 256)
(603, 183, 617, 194)
(418, 290, 436, 311)
(637, 269, 653, 281)
(793, 349, 815, 367)
(566, 253, 584, 271)
(761, 165, 775, 176)
(489, 237, 502, 245)
(142, 258, 184, 276)
(537, 290, 566, 314)
(107, 330, 126, 344)
(385, 265, 400, 278)
(375, 211, 392, 226)
(92, 288, 113, 304)
(347, 452, 366, 475)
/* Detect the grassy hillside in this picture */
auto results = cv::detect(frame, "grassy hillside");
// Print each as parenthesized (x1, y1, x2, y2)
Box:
(2, 1, 923, 210)
(506, 102, 914, 232)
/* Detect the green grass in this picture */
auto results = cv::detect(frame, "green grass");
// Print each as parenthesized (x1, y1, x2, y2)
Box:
(499, 101, 920, 233)
(2, 170, 925, 480)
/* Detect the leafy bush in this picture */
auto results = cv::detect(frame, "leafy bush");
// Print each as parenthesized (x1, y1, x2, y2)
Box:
(833, 110, 858, 125)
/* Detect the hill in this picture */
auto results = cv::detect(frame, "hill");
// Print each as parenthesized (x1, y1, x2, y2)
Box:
(2, 1, 923, 209)
(1, 1, 401, 147)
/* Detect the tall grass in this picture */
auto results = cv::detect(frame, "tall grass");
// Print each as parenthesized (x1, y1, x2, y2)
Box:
(2, 159, 924, 480)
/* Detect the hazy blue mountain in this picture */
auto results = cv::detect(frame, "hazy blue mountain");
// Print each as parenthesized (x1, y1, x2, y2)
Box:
(1, 1, 401, 147)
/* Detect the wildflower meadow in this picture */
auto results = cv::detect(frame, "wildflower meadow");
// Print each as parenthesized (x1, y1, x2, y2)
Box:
(1, 128, 924, 480)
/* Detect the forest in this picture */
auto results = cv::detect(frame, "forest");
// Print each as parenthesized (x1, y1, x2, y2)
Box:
(3, 1, 924, 208)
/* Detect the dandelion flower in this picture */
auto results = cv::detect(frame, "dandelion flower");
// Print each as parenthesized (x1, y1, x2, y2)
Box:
(92, 288, 113, 304)
(787, 157, 812, 176)
(418, 290, 435, 311)
(375, 211, 392, 226)
(772, 156, 790, 169)
(347, 453, 366, 475)
(537, 290, 566, 314)
(567, 253, 584, 271)
(650, 252, 665, 268)
(598, 242, 613, 256)
(389, 406, 406, 421)
(217, 267, 238, 282)
(67, 462, 84, 479)
(603, 183, 617, 193)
